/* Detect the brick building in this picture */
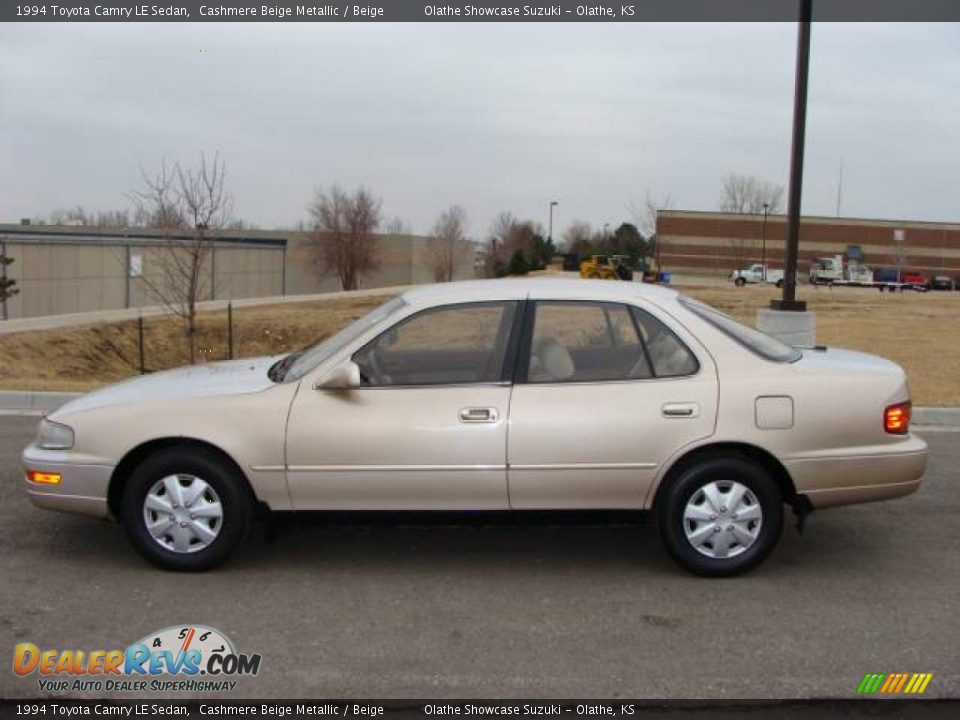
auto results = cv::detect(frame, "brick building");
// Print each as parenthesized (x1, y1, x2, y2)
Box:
(656, 210, 960, 278)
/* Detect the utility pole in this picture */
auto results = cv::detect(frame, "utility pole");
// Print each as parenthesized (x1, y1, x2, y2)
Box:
(772, 0, 812, 313)
(548, 200, 558, 248)
(761, 203, 769, 282)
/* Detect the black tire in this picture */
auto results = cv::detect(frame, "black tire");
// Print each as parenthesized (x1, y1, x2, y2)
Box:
(734, 277, 746, 287)
(119, 447, 253, 571)
(775, 279, 784, 289)
(657, 455, 783, 577)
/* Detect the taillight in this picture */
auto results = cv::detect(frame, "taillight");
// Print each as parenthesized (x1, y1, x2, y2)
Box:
(884, 402, 911, 434)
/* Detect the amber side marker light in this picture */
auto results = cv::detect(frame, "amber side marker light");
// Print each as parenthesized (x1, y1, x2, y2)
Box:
(884, 402, 911, 434)
(26, 470, 61, 485)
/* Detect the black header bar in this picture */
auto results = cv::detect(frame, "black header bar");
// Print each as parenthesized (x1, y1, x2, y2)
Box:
(2, 1, 960, 22)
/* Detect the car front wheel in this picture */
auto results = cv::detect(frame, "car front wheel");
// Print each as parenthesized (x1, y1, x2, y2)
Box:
(120, 447, 252, 571)
(657, 455, 783, 576)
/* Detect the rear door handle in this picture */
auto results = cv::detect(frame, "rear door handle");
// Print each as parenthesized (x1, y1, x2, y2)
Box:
(662, 402, 699, 418)
(459, 407, 499, 423)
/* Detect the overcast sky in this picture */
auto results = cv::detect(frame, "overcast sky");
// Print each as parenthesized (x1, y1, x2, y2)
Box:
(1, 22, 957, 237)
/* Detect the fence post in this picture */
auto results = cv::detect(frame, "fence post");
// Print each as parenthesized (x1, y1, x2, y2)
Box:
(227, 301, 234, 360)
(138, 314, 145, 374)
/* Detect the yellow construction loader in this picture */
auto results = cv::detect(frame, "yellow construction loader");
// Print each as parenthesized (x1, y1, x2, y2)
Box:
(579, 255, 634, 281)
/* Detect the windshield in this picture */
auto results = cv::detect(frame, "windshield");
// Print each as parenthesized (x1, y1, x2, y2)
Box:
(275, 296, 408, 382)
(680, 296, 802, 363)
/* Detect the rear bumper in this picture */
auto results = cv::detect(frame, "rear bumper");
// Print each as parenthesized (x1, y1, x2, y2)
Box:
(22, 444, 113, 519)
(784, 434, 927, 509)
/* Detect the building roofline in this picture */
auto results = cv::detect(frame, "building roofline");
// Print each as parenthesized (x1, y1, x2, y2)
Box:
(657, 209, 960, 232)
(0, 223, 431, 244)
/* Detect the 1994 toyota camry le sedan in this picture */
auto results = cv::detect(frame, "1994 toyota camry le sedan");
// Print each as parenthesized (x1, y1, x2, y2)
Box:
(22, 279, 927, 575)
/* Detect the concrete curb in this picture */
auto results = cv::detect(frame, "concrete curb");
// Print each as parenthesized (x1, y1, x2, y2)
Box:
(0, 391, 83, 415)
(0, 390, 957, 427)
(912, 407, 960, 427)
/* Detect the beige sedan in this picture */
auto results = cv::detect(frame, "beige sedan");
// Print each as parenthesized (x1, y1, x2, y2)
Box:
(22, 278, 927, 575)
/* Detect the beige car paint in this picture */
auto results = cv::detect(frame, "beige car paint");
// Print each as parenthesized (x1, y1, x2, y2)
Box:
(22, 278, 927, 520)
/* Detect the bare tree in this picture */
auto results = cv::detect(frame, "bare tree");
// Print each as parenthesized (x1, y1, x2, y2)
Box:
(719, 174, 784, 214)
(423, 206, 471, 283)
(384, 216, 411, 235)
(48, 206, 133, 227)
(49, 206, 89, 225)
(308, 185, 382, 291)
(93, 209, 132, 227)
(630, 190, 674, 240)
(1, 236, 18, 321)
(630, 190, 674, 270)
(481, 211, 514, 277)
(130, 153, 233, 364)
(505, 221, 537, 263)
(561, 221, 593, 255)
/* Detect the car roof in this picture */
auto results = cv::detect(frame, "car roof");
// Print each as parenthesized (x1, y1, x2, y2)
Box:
(401, 277, 679, 307)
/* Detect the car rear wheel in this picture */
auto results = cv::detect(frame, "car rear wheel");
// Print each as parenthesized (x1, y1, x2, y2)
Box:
(734, 277, 746, 287)
(657, 455, 783, 577)
(120, 447, 252, 571)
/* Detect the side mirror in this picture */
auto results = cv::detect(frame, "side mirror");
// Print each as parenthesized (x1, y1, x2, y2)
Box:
(316, 361, 361, 390)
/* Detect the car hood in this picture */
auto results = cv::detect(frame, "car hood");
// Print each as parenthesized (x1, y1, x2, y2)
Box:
(51, 355, 282, 417)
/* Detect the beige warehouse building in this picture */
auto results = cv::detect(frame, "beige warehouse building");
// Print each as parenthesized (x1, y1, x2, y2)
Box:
(0, 223, 476, 320)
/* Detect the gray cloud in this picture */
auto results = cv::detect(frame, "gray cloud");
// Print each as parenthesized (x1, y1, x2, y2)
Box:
(1, 22, 957, 237)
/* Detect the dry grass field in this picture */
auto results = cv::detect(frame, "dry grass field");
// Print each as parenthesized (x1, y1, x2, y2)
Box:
(1, 281, 957, 405)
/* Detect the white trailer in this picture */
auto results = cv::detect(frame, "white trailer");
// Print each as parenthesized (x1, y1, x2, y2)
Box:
(810, 255, 875, 286)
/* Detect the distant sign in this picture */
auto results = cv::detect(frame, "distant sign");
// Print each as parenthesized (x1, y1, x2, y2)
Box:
(893, 229, 905, 243)
(129, 253, 143, 277)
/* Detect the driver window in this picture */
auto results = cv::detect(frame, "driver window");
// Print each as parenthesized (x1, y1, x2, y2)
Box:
(353, 302, 517, 386)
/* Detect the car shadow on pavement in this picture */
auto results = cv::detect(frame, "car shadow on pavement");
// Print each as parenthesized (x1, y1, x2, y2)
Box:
(12, 503, 897, 580)
(223, 508, 882, 578)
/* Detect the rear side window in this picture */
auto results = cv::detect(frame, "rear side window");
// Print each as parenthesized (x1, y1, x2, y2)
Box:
(523, 301, 698, 383)
(680, 296, 801, 363)
(630, 307, 700, 377)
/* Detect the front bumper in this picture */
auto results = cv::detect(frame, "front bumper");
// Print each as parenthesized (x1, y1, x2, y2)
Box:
(22, 443, 113, 519)
(784, 433, 928, 509)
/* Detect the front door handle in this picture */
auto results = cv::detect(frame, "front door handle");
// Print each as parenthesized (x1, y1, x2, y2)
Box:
(662, 402, 699, 418)
(459, 407, 499, 423)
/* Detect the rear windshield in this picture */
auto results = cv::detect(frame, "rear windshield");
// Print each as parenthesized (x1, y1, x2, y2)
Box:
(680, 296, 802, 363)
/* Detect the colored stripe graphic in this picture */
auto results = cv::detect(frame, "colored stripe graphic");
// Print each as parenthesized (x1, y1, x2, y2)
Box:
(857, 673, 885, 694)
(857, 673, 933, 695)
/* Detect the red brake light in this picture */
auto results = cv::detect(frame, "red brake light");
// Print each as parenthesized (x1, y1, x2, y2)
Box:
(884, 402, 911, 434)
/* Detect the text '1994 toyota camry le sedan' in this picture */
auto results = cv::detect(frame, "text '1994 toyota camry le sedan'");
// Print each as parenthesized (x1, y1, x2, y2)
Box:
(22, 279, 927, 575)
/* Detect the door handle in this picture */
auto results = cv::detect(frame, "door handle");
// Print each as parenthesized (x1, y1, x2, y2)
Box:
(459, 407, 499, 423)
(662, 402, 699, 418)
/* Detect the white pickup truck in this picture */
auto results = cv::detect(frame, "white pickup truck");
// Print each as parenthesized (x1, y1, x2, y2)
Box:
(730, 264, 785, 288)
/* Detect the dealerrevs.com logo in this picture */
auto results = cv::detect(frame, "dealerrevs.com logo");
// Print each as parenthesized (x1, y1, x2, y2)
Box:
(13, 625, 262, 693)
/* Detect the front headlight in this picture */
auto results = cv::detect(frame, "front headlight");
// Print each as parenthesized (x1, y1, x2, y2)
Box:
(36, 419, 74, 450)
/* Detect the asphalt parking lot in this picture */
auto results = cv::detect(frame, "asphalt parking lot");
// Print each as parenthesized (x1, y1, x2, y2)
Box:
(1, 415, 957, 700)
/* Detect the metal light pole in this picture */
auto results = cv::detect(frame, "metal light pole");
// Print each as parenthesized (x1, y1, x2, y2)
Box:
(761, 203, 769, 282)
(772, 0, 812, 312)
(548, 200, 558, 246)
